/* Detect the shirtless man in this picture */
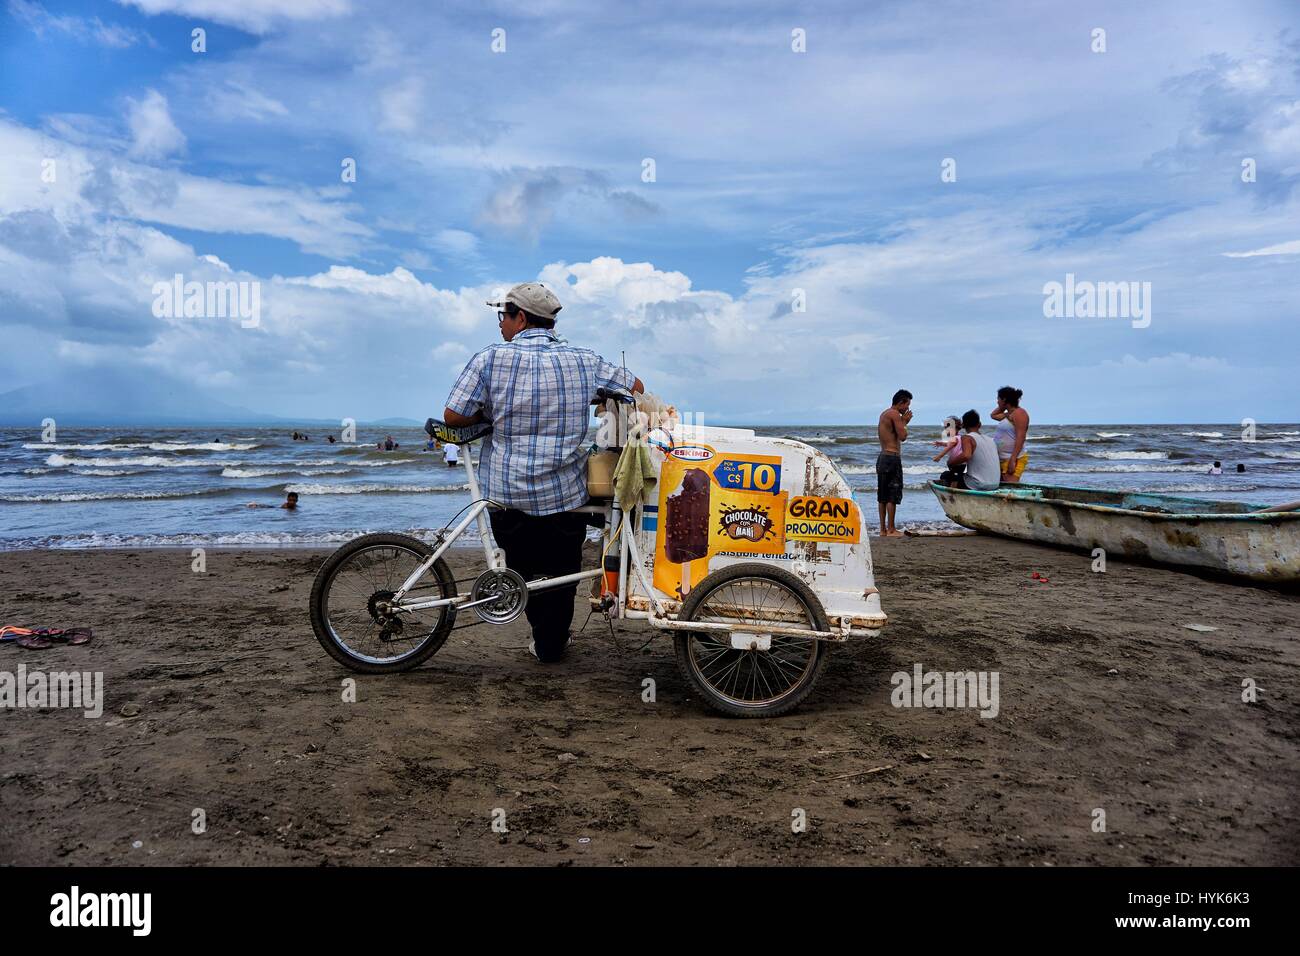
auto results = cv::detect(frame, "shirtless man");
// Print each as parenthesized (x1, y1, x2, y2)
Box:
(876, 389, 912, 537)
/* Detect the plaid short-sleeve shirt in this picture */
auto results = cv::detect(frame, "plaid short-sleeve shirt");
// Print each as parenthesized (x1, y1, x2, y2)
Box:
(444, 328, 636, 515)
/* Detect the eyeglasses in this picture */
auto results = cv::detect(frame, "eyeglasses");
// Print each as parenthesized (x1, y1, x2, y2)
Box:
(497, 304, 522, 323)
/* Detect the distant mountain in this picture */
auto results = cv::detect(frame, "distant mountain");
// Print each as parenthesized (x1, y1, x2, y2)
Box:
(0, 368, 437, 427)
(0, 369, 275, 426)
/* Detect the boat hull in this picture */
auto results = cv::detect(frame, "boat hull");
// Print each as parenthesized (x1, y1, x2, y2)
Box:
(930, 482, 1300, 584)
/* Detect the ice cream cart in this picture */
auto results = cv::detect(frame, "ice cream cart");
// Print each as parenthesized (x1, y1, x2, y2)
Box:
(585, 394, 888, 715)
(309, 392, 888, 718)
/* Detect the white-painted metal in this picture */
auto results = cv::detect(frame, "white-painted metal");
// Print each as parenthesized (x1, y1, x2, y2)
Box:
(623, 424, 888, 637)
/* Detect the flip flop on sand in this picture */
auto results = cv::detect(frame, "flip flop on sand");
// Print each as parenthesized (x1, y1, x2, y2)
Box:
(2, 625, 94, 649)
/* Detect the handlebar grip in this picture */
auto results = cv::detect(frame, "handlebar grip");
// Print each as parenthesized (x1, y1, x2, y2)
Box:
(426, 417, 493, 444)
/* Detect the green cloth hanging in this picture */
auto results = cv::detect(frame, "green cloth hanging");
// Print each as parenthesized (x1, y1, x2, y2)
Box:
(613, 441, 656, 508)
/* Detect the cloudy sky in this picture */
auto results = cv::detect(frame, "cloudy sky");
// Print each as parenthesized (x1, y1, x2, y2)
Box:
(1, 0, 1297, 424)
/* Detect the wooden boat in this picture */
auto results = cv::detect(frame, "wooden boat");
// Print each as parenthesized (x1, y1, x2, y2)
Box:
(929, 482, 1300, 584)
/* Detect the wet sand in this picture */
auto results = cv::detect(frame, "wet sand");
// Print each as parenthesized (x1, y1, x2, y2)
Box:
(1, 537, 1296, 866)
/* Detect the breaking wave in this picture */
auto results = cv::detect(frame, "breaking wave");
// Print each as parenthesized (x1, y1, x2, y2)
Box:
(283, 482, 471, 495)
(24, 441, 258, 452)
(1088, 450, 1170, 460)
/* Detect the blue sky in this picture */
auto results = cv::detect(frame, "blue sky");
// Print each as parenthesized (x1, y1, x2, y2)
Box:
(1, 0, 1298, 424)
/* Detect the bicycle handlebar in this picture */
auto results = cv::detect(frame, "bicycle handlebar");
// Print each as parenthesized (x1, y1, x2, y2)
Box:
(427, 389, 632, 442)
(425, 418, 493, 445)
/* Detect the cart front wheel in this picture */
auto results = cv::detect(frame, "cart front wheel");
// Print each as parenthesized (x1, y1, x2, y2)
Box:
(673, 563, 830, 718)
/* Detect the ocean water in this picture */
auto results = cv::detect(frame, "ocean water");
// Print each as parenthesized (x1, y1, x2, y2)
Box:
(1, 423, 1297, 549)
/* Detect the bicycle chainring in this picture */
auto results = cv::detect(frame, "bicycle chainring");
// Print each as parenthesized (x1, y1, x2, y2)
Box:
(469, 568, 528, 625)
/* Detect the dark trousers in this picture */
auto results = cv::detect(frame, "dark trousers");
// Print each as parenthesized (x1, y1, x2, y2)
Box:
(488, 508, 588, 662)
(939, 463, 968, 488)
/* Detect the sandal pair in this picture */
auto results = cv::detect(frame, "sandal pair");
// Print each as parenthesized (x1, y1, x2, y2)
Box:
(0, 625, 93, 649)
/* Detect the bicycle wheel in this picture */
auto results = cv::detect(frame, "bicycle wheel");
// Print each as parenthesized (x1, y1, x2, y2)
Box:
(309, 533, 457, 673)
(673, 563, 830, 718)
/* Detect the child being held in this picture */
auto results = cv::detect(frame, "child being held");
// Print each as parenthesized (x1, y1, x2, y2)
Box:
(932, 416, 964, 465)
(932, 415, 968, 483)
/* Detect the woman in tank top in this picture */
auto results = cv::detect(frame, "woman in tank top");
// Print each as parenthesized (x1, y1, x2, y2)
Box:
(990, 386, 1030, 483)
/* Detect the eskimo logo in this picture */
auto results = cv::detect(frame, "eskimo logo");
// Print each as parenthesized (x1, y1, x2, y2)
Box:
(669, 445, 712, 461)
(50, 886, 151, 936)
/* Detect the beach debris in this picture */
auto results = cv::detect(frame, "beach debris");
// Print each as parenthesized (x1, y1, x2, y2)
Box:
(828, 764, 895, 781)
(916, 751, 933, 761)
(1182, 624, 1219, 633)
(557, 752, 578, 763)
(1031, 572, 1050, 583)
(131, 840, 142, 849)
(577, 837, 591, 845)
(1106, 668, 1118, 675)
(119, 702, 141, 718)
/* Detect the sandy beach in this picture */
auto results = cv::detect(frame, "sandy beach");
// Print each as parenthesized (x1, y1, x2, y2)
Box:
(1, 537, 1296, 866)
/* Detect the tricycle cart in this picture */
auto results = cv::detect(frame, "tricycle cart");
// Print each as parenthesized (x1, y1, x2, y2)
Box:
(309, 390, 887, 717)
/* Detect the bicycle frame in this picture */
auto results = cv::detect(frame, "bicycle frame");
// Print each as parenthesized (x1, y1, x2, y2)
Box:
(388, 436, 610, 615)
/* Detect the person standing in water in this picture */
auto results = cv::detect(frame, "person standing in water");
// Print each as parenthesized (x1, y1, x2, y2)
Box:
(876, 389, 912, 537)
(990, 386, 1030, 483)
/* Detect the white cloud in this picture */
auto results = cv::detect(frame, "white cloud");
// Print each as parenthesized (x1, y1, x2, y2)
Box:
(1101, 353, 1228, 372)
(9, 0, 148, 48)
(378, 77, 424, 133)
(115, 0, 350, 34)
(429, 229, 479, 259)
(432, 341, 469, 359)
(0, 118, 371, 258)
(478, 168, 658, 242)
(1223, 239, 1300, 258)
(3, 1, 1300, 422)
(125, 89, 186, 160)
(399, 250, 436, 271)
(206, 81, 289, 122)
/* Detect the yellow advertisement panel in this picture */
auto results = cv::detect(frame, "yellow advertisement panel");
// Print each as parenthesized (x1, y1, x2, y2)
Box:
(784, 495, 861, 544)
(653, 444, 787, 600)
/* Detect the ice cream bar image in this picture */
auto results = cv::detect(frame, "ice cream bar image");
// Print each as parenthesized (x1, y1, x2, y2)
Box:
(664, 467, 710, 564)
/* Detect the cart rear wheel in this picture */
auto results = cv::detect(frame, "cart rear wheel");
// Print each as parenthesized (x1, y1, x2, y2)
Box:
(310, 533, 457, 673)
(673, 563, 830, 718)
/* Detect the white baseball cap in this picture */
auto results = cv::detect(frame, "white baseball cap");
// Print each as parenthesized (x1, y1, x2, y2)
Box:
(486, 282, 563, 320)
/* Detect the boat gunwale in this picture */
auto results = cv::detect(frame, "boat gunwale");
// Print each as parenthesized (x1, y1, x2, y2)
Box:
(927, 480, 1300, 523)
